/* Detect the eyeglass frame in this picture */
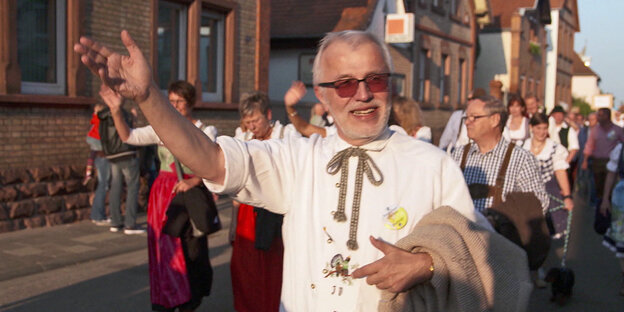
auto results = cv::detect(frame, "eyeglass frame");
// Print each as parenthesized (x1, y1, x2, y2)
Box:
(316, 73, 393, 97)
(461, 113, 495, 123)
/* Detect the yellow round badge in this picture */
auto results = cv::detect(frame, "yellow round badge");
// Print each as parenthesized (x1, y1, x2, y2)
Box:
(383, 206, 408, 230)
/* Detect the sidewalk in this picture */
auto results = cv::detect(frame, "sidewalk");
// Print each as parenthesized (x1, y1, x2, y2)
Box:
(0, 198, 233, 282)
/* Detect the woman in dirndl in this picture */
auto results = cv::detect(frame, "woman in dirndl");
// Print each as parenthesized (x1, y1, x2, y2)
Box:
(523, 113, 575, 288)
(523, 113, 575, 235)
(600, 142, 624, 295)
(100, 81, 217, 311)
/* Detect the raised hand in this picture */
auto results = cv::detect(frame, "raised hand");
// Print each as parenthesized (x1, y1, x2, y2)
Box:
(351, 236, 433, 293)
(99, 84, 123, 112)
(284, 81, 307, 107)
(74, 30, 153, 103)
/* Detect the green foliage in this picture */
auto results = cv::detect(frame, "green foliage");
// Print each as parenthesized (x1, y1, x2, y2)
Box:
(529, 42, 541, 56)
(573, 97, 593, 116)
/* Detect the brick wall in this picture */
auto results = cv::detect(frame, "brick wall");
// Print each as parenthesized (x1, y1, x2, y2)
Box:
(83, 0, 153, 98)
(0, 106, 90, 170)
(0, 0, 259, 232)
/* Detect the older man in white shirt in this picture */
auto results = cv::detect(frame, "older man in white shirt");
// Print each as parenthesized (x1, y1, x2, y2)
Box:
(75, 29, 529, 311)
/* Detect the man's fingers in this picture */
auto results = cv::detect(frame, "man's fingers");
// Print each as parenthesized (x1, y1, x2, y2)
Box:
(351, 260, 379, 279)
(365, 272, 386, 286)
(369, 236, 396, 255)
(121, 30, 144, 60)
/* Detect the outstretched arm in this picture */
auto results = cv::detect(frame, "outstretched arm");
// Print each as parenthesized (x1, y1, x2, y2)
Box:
(284, 81, 327, 138)
(74, 30, 225, 184)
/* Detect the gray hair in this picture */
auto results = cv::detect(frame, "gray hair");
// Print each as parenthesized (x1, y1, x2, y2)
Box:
(472, 95, 508, 133)
(239, 91, 270, 118)
(312, 31, 394, 85)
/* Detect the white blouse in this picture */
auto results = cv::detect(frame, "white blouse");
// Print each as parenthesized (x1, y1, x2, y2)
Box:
(234, 120, 301, 141)
(504, 116, 529, 145)
(522, 138, 569, 172)
(126, 120, 217, 146)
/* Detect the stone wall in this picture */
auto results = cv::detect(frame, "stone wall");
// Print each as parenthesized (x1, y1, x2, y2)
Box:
(0, 166, 93, 233)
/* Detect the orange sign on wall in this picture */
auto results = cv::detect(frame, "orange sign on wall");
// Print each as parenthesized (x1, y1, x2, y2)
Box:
(385, 13, 414, 43)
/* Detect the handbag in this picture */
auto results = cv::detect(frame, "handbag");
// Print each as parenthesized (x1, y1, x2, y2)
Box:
(162, 158, 222, 237)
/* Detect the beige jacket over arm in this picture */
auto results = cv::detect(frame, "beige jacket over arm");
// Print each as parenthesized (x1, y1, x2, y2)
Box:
(379, 206, 532, 312)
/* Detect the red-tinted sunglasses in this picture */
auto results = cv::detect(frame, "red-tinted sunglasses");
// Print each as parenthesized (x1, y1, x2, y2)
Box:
(317, 73, 392, 98)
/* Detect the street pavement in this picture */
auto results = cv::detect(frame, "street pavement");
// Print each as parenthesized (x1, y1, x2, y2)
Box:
(0, 198, 234, 312)
(1, 195, 624, 311)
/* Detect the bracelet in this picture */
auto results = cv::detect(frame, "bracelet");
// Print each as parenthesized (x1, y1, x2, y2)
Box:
(563, 195, 572, 200)
(289, 111, 298, 117)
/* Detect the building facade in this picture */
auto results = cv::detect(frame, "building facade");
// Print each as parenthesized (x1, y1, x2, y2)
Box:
(0, 0, 268, 232)
(571, 52, 600, 108)
(544, 0, 579, 112)
(474, 0, 551, 102)
(269, 0, 490, 143)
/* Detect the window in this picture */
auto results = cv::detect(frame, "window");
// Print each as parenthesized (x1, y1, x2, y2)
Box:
(536, 79, 541, 98)
(157, 1, 187, 90)
(457, 58, 465, 105)
(200, 10, 225, 102)
(417, 49, 429, 102)
(450, 0, 459, 16)
(440, 54, 449, 104)
(392, 74, 406, 97)
(17, 0, 66, 95)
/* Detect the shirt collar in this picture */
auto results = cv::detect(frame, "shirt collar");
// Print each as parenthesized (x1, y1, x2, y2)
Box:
(331, 127, 393, 152)
(470, 137, 507, 156)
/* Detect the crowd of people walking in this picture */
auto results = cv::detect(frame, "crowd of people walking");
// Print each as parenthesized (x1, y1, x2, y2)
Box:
(75, 28, 624, 311)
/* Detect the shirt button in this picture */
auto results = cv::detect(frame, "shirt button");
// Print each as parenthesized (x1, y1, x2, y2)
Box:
(335, 183, 340, 188)
(311, 283, 316, 289)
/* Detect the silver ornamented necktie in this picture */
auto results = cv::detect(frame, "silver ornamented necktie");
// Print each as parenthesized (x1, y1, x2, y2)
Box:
(326, 147, 383, 250)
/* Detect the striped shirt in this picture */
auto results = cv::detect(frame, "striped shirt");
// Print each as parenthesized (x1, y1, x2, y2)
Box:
(452, 138, 549, 212)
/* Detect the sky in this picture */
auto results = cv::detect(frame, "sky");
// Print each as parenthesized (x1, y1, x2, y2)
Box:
(574, 0, 624, 108)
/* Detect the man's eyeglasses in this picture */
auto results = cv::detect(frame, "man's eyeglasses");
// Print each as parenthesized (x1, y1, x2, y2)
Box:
(461, 114, 493, 123)
(317, 73, 391, 98)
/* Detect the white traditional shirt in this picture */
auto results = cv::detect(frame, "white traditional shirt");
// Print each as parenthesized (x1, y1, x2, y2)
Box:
(548, 119, 579, 151)
(126, 120, 217, 145)
(234, 120, 301, 141)
(438, 109, 469, 153)
(126, 120, 217, 173)
(205, 128, 487, 312)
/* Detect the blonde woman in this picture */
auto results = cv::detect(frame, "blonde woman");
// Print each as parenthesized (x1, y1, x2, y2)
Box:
(391, 96, 432, 143)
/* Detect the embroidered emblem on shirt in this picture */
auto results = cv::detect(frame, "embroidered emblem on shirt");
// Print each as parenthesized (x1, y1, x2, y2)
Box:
(322, 254, 355, 285)
(383, 205, 408, 230)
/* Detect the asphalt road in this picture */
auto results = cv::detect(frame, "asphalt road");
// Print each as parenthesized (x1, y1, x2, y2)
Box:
(1, 195, 623, 311)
